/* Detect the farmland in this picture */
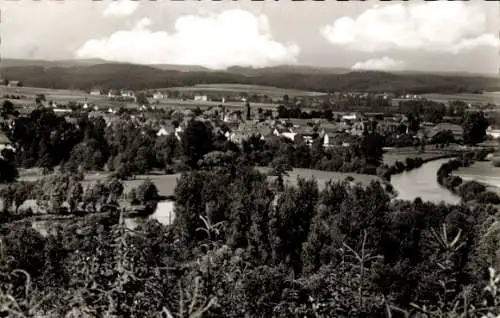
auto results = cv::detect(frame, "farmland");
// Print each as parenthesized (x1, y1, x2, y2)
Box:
(163, 83, 327, 98)
(382, 147, 459, 166)
(2, 85, 279, 111)
(421, 91, 500, 105)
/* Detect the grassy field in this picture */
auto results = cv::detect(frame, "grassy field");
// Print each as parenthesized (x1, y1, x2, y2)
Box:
(382, 147, 454, 166)
(3, 85, 279, 111)
(163, 83, 327, 98)
(421, 92, 500, 105)
(453, 160, 500, 195)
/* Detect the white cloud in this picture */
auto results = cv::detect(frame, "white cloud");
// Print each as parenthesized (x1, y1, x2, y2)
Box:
(351, 57, 405, 71)
(77, 10, 300, 70)
(321, 2, 499, 53)
(103, 0, 139, 17)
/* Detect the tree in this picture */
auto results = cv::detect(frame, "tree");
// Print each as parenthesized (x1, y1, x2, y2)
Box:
(462, 111, 488, 145)
(181, 120, 214, 169)
(35, 94, 46, 105)
(269, 156, 292, 192)
(136, 92, 149, 106)
(1, 100, 15, 118)
(361, 132, 384, 167)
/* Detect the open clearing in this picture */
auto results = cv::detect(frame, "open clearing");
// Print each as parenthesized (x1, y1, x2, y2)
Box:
(453, 160, 500, 195)
(164, 83, 327, 98)
(421, 92, 500, 105)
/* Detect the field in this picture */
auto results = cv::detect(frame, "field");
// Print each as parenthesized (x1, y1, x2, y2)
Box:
(382, 147, 457, 166)
(3, 85, 279, 111)
(164, 83, 327, 98)
(453, 160, 500, 195)
(421, 92, 500, 105)
(153, 98, 278, 111)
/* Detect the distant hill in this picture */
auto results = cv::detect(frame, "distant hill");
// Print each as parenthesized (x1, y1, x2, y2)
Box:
(1, 59, 499, 94)
(226, 65, 350, 76)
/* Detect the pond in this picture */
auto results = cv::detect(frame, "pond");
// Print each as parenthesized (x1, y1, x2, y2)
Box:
(390, 158, 461, 205)
(125, 200, 175, 229)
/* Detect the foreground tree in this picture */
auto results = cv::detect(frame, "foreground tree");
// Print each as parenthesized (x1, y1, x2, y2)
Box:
(181, 120, 214, 169)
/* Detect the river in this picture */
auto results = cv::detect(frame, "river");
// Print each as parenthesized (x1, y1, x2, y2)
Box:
(390, 158, 461, 204)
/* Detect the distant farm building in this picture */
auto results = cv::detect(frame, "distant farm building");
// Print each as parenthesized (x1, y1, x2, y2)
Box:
(194, 95, 208, 102)
(153, 92, 167, 100)
(89, 89, 101, 96)
(121, 90, 135, 99)
(428, 123, 464, 141)
(487, 126, 500, 139)
(7, 81, 20, 87)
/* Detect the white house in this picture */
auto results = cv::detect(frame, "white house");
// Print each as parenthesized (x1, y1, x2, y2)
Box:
(194, 95, 208, 102)
(90, 89, 101, 96)
(53, 108, 72, 114)
(487, 126, 500, 139)
(342, 113, 358, 121)
(121, 90, 135, 99)
(157, 127, 169, 136)
(153, 92, 167, 100)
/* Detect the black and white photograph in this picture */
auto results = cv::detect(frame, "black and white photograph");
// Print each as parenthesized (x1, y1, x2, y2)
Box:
(0, 0, 500, 316)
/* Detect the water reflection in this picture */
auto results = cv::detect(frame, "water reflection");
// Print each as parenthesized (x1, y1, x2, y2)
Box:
(390, 158, 461, 204)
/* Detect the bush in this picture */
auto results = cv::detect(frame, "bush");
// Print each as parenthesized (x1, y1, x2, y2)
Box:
(459, 180, 487, 201)
(476, 191, 500, 204)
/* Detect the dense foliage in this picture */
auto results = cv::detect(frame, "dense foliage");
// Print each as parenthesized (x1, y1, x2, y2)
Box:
(0, 163, 499, 317)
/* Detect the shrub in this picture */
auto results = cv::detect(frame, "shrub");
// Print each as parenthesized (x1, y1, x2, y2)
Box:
(476, 191, 500, 205)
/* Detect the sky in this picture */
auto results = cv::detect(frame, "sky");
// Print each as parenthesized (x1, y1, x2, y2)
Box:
(2, 0, 499, 74)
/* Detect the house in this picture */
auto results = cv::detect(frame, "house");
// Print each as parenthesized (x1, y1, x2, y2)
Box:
(153, 92, 167, 100)
(342, 113, 358, 122)
(7, 81, 20, 87)
(89, 89, 101, 96)
(121, 90, 135, 99)
(108, 90, 120, 98)
(428, 123, 464, 141)
(487, 126, 500, 139)
(53, 108, 72, 114)
(157, 127, 169, 136)
(351, 122, 366, 136)
(194, 95, 208, 102)
(0, 132, 13, 152)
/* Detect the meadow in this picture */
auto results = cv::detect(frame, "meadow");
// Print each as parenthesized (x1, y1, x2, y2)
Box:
(382, 146, 457, 166)
(421, 91, 500, 105)
(453, 160, 500, 195)
(164, 83, 328, 98)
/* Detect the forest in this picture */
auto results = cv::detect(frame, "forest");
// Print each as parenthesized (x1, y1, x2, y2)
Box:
(0, 161, 499, 317)
(2, 63, 499, 94)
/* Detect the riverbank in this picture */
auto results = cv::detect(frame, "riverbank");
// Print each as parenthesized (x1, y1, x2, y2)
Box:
(390, 158, 461, 204)
(436, 149, 500, 205)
